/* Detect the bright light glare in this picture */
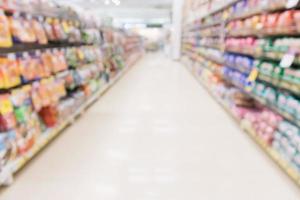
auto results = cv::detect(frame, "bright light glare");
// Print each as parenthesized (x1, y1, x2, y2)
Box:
(112, 0, 121, 6)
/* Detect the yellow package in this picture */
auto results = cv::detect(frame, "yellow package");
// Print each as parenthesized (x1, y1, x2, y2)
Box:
(0, 10, 12, 47)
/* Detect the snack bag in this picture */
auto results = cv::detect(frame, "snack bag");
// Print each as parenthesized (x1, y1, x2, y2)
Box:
(18, 52, 39, 82)
(32, 17, 48, 45)
(41, 50, 55, 73)
(266, 14, 279, 29)
(0, 10, 12, 47)
(294, 10, 300, 32)
(43, 17, 56, 41)
(31, 82, 43, 111)
(23, 15, 37, 43)
(10, 87, 33, 125)
(0, 130, 17, 169)
(52, 49, 67, 73)
(40, 79, 52, 106)
(0, 55, 21, 89)
(52, 18, 67, 41)
(0, 94, 17, 132)
(9, 14, 27, 43)
(278, 10, 294, 28)
(38, 105, 58, 128)
(35, 50, 51, 78)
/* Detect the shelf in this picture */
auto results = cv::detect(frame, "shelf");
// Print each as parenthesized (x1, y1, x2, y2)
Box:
(184, 62, 300, 188)
(196, 21, 223, 30)
(229, 3, 288, 21)
(189, 46, 300, 96)
(258, 73, 300, 96)
(198, 0, 240, 21)
(227, 26, 298, 38)
(0, 42, 87, 54)
(249, 92, 300, 127)
(183, 51, 300, 129)
(2, 5, 79, 21)
(0, 61, 135, 187)
(226, 46, 300, 67)
(192, 2, 298, 31)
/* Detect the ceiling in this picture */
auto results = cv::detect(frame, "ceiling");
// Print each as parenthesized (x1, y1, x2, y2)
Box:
(57, 0, 173, 25)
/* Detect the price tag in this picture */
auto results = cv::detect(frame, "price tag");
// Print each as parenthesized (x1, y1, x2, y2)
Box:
(23, 52, 29, 58)
(35, 50, 41, 56)
(280, 53, 295, 68)
(247, 68, 259, 82)
(286, 0, 299, 8)
(78, 50, 84, 60)
(7, 53, 16, 60)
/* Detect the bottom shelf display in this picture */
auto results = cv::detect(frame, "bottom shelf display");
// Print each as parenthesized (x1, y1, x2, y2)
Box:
(182, 56, 300, 187)
(0, 51, 143, 186)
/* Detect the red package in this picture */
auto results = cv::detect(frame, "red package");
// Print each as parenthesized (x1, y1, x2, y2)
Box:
(38, 105, 58, 128)
(277, 10, 295, 28)
(294, 10, 300, 32)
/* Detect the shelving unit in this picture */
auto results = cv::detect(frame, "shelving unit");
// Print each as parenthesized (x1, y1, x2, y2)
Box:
(183, 60, 300, 187)
(182, 0, 300, 187)
(0, 1, 144, 187)
(0, 59, 137, 186)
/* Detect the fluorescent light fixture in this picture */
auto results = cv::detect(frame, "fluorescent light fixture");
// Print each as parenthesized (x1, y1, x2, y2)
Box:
(112, 0, 121, 6)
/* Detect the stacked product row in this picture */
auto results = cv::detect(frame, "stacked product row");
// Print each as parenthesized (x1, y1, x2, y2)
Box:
(0, 45, 103, 159)
(0, 1, 144, 186)
(182, 0, 300, 186)
(0, 0, 100, 51)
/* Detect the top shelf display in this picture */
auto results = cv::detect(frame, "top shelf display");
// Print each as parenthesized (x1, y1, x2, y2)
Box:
(0, 0, 105, 52)
(0, 0, 79, 20)
(184, 0, 300, 29)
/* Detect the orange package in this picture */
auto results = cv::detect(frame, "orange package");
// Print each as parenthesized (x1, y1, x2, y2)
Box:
(18, 52, 41, 82)
(23, 16, 37, 43)
(0, 55, 21, 89)
(41, 50, 55, 74)
(277, 10, 295, 28)
(35, 50, 51, 78)
(52, 49, 68, 73)
(9, 14, 36, 43)
(31, 17, 48, 45)
(0, 10, 12, 47)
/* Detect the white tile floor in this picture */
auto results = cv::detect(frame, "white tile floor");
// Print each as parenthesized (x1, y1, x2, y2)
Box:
(1, 53, 300, 200)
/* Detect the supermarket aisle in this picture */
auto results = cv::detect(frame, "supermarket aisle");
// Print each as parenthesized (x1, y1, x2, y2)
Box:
(2, 53, 300, 200)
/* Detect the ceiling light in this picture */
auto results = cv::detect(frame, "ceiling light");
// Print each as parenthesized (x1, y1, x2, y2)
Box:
(104, 0, 110, 5)
(112, 0, 121, 6)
